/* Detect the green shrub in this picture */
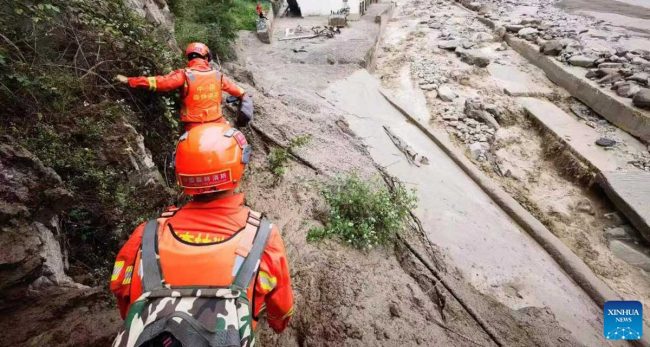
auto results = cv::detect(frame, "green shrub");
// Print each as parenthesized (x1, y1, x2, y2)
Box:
(268, 135, 310, 177)
(308, 174, 417, 250)
(170, 0, 269, 59)
(0, 0, 179, 278)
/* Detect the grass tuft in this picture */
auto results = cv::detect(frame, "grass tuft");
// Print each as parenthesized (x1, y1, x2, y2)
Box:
(308, 174, 417, 250)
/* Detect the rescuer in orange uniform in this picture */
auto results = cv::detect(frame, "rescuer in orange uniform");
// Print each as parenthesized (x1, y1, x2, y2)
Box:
(115, 42, 253, 130)
(109, 123, 293, 336)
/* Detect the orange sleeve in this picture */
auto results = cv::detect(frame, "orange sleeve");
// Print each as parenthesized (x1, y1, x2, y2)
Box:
(110, 223, 145, 319)
(254, 225, 294, 333)
(127, 69, 186, 92)
(221, 75, 245, 98)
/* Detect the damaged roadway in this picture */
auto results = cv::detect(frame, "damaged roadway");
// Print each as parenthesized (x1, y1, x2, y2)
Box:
(232, 0, 650, 345)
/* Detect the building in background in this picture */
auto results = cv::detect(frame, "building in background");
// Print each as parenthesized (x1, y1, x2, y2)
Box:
(294, 0, 374, 20)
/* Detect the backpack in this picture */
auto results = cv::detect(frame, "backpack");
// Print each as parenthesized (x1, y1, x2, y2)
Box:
(112, 212, 271, 347)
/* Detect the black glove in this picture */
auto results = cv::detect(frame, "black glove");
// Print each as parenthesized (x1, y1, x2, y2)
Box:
(236, 94, 254, 127)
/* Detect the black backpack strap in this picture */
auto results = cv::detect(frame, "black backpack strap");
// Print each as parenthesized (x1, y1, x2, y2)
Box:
(233, 218, 272, 289)
(141, 219, 164, 292)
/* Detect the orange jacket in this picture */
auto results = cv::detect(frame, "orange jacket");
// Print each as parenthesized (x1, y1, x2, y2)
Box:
(127, 59, 245, 124)
(109, 194, 294, 333)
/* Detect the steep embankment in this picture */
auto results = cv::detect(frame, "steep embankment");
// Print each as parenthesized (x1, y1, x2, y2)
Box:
(0, 0, 179, 344)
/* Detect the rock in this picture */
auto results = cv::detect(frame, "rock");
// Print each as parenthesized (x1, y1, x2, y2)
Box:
(478, 4, 492, 14)
(517, 27, 538, 37)
(616, 83, 641, 98)
(568, 55, 595, 68)
(609, 239, 650, 271)
(595, 137, 617, 147)
(420, 83, 437, 91)
(472, 32, 493, 43)
(494, 26, 506, 40)
(627, 72, 649, 85)
(442, 114, 459, 121)
(597, 72, 623, 85)
(521, 18, 541, 26)
(540, 40, 563, 56)
(438, 40, 460, 50)
(548, 200, 572, 220)
(327, 56, 336, 65)
(0, 139, 77, 294)
(632, 89, 650, 109)
(631, 56, 650, 66)
(605, 225, 638, 241)
(469, 142, 488, 160)
(455, 48, 490, 67)
(461, 40, 475, 49)
(496, 42, 508, 51)
(466, 2, 481, 11)
(464, 98, 500, 129)
(437, 85, 457, 102)
(506, 24, 524, 33)
(389, 302, 402, 317)
(575, 199, 594, 214)
(604, 211, 626, 225)
(124, 0, 177, 48)
(598, 62, 623, 69)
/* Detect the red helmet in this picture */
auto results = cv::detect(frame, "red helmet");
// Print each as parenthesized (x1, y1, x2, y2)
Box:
(185, 42, 211, 61)
(175, 123, 250, 196)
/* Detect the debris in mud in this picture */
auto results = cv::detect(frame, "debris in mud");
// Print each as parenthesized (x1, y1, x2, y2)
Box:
(608, 239, 650, 271)
(455, 47, 491, 67)
(540, 40, 564, 56)
(383, 126, 430, 167)
(464, 98, 500, 129)
(437, 85, 457, 101)
(568, 55, 596, 68)
(469, 142, 489, 161)
(633, 89, 650, 109)
(595, 137, 616, 147)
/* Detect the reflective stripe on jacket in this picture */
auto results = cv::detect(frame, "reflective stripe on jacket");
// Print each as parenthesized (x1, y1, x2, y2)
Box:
(126, 59, 245, 124)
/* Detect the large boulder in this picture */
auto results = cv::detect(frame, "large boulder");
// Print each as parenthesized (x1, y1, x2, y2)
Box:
(0, 139, 76, 294)
(123, 0, 177, 49)
(540, 40, 563, 56)
(0, 139, 121, 346)
(633, 89, 650, 109)
(464, 98, 500, 129)
(568, 55, 596, 68)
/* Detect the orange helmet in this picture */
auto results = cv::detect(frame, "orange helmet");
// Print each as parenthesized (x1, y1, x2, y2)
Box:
(175, 123, 250, 196)
(185, 42, 212, 61)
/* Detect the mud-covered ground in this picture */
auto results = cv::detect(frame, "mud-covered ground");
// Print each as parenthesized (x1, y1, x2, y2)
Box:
(377, 2, 650, 320)
(231, 3, 610, 345)
(370, 0, 650, 321)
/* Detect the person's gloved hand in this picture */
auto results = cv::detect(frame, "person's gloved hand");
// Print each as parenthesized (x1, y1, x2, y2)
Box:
(114, 74, 128, 84)
(236, 94, 254, 127)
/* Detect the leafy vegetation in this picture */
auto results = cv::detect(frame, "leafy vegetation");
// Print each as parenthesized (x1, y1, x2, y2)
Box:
(0, 0, 180, 279)
(268, 135, 310, 177)
(308, 174, 417, 250)
(169, 0, 270, 59)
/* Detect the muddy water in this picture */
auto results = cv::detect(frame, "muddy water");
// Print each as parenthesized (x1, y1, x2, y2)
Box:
(325, 69, 611, 346)
(558, 0, 650, 35)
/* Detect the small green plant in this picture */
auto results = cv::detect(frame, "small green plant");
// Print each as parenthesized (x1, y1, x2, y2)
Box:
(308, 174, 417, 250)
(268, 135, 310, 177)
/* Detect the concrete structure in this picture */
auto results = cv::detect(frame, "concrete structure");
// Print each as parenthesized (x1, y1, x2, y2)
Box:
(518, 97, 650, 244)
(506, 35, 650, 143)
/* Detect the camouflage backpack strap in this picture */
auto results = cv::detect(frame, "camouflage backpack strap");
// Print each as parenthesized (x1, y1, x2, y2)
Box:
(141, 219, 164, 292)
(233, 212, 272, 289)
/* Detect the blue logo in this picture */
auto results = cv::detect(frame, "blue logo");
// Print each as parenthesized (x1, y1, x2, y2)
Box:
(604, 301, 642, 340)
